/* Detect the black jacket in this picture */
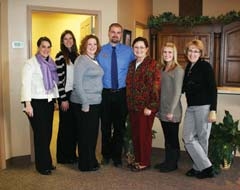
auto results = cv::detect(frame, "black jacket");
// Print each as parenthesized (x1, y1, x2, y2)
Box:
(182, 59, 217, 111)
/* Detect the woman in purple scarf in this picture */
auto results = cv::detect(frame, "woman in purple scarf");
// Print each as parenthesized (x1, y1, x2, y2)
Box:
(21, 37, 59, 175)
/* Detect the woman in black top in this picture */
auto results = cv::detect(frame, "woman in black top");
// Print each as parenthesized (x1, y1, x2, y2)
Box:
(182, 39, 217, 179)
(55, 30, 79, 164)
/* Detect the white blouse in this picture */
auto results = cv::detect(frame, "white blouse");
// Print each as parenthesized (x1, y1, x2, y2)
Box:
(21, 56, 59, 102)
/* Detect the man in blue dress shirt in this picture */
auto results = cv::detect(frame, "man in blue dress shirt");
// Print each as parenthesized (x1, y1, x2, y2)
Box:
(97, 23, 135, 167)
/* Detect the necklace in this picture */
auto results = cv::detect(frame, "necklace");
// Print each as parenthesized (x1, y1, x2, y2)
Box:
(86, 54, 96, 60)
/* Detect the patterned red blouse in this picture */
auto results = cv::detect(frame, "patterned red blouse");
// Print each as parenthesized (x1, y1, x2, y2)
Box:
(126, 56, 161, 113)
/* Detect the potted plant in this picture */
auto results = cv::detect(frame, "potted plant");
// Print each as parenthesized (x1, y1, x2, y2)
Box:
(209, 110, 240, 173)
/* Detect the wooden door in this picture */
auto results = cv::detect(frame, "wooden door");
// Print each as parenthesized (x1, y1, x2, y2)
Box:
(222, 21, 240, 87)
(80, 16, 92, 41)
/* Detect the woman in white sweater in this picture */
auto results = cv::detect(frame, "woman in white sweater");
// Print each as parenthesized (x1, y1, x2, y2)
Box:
(21, 37, 59, 175)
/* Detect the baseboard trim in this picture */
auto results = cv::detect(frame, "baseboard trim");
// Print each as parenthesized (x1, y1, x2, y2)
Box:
(6, 155, 31, 168)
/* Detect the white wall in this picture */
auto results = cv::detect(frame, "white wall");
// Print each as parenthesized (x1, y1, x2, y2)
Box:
(6, 0, 117, 159)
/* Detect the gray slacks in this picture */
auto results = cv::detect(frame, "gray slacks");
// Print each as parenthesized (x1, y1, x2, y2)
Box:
(183, 105, 212, 171)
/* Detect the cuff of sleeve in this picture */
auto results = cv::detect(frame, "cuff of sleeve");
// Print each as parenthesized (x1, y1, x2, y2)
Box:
(81, 104, 89, 111)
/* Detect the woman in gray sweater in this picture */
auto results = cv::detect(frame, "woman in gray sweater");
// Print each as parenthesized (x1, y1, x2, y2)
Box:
(156, 42, 184, 172)
(71, 34, 103, 172)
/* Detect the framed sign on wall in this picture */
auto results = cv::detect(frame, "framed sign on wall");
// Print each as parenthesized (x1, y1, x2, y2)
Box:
(123, 29, 132, 46)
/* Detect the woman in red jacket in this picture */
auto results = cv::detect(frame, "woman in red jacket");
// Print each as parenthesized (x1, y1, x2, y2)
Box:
(126, 37, 161, 171)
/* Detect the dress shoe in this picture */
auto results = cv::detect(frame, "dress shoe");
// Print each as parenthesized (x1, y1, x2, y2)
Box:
(113, 162, 122, 168)
(38, 169, 52, 175)
(159, 164, 177, 173)
(196, 166, 215, 179)
(154, 162, 166, 169)
(79, 164, 100, 172)
(185, 168, 200, 177)
(91, 164, 100, 171)
(101, 158, 110, 165)
(50, 165, 56, 170)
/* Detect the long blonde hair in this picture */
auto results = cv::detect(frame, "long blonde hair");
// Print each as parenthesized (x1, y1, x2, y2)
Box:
(160, 42, 180, 71)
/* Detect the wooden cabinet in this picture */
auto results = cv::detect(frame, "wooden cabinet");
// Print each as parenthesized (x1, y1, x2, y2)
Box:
(150, 22, 240, 87)
(221, 22, 240, 87)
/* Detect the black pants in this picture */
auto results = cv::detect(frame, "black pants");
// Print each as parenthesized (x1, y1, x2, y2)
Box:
(72, 103, 100, 171)
(160, 120, 180, 165)
(28, 99, 54, 172)
(57, 91, 77, 163)
(160, 121, 180, 150)
(101, 88, 128, 164)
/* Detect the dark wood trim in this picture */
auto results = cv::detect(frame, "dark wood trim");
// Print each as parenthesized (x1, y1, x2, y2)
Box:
(179, 0, 202, 16)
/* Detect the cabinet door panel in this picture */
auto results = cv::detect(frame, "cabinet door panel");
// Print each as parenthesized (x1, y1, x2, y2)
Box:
(222, 22, 240, 87)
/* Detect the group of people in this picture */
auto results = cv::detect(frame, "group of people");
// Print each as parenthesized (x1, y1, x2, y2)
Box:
(20, 22, 217, 179)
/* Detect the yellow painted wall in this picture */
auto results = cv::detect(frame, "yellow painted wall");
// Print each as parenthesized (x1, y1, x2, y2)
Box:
(135, 27, 144, 38)
(32, 12, 91, 57)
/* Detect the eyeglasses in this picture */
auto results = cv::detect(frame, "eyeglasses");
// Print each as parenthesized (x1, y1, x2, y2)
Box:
(187, 49, 200, 54)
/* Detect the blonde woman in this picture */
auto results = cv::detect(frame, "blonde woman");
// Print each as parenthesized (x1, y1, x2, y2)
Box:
(156, 42, 184, 172)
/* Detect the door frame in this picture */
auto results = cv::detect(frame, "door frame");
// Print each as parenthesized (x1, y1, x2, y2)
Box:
(0, 0, 8, 170)
(27, 5, 101, 58)
(27, 5, 101, 161)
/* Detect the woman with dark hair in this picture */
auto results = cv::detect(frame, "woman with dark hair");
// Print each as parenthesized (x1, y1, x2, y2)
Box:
(126, 37, 161, 172)
(55, 30, 79, 164)
(71, 34, 103, 172)
(21, 36, 59, 175)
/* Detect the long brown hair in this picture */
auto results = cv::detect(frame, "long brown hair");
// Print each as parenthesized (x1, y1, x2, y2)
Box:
(60, 30, 79, 64)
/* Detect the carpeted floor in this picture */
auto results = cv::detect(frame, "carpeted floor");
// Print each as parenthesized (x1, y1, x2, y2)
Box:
(1, 111, 240, 190)
(0, 148, 240, 190)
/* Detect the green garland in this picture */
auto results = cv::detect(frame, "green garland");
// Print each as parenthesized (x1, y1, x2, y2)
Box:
(148, 11, 240, 29)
